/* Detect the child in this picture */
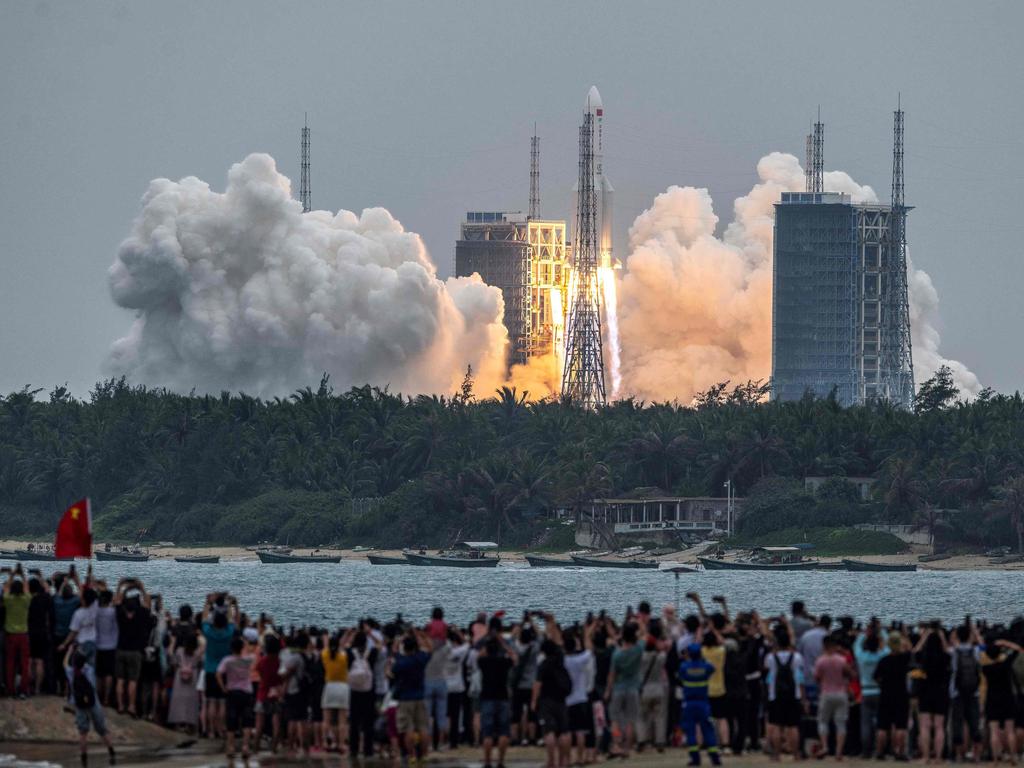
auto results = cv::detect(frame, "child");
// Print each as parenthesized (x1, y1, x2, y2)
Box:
(216, 637, 255, 764)
(65, 647, 116, 767)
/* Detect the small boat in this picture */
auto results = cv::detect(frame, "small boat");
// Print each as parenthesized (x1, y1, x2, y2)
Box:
(571, 555, 658, 569)
(842, 559, 917, 572)
(658, 561, 699, 573)
(96, 549, 150, 562)
(247, 545, 294, 555)
(367, 554, 410, 565)
(15, 548, 71, 562)
(174, 555, 221, 564)
(256, 550, 340, 564)
(352, 545, 376, 553)
(404, 541, 500, 568)
(699, 546, 841, 571)
(988, 554, 1024, 566)
(918, 553, 951, 563)
(525, 554, 575, 568)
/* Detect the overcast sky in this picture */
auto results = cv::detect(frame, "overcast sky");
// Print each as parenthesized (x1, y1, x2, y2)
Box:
(2, 1, 1021, 397)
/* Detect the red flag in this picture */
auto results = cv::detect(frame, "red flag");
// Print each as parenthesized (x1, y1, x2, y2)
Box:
(55, 498, 92, 559)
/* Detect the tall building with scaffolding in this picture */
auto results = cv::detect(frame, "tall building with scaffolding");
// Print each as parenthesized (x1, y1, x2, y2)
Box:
(454, 213, 569, 367)
(771, 108, 914, 408)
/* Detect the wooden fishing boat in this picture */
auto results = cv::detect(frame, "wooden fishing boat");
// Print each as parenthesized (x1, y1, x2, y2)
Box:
(842, 559, 917, 572)
(174, 555, 220, 564)
(525, 554, 575, 567)
(256, 550, 341, 564)
(15, 549, 72, 562)
(367, 554, 411, 565)
(571, 555, 658, 569)
(96, 548, 150, 562)
(699, 546, 841, 571)
(404, 541, 500, 568)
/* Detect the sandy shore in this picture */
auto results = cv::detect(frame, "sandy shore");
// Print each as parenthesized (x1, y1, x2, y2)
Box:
(4, 539, 1023, 571)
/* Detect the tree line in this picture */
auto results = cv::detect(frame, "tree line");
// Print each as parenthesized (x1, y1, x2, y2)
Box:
(0, 366, 1022, 551)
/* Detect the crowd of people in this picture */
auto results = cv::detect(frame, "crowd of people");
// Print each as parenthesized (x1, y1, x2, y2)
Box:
(3, 561, 1024, 767)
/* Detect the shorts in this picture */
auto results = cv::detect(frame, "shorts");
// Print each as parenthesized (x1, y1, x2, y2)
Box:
(512, 687, 533, 722)
(255, 698, 280, 716)
(75, 704, 108, 736)
(29, 633, 49, 660)
(817, 692, 849, 734)
(768, 698, 802, 728)
(877, 695, 909, 731)
(95, 649, 116, 678)
(918, 688, 949, 716)
(205, 671, 225, 700)
(396, 699, 428, 734)
(115, 650, 142, 681)
(226, 690, 255, 732)
(709, 695, 732, 719)
(537, 698, 568, 736)
(285, 692, 309, 722)
(567, 701, 593, 733)
(480, 699, 511, 739)
(608, 689, 639, 726)
(322, 681, 351, 710)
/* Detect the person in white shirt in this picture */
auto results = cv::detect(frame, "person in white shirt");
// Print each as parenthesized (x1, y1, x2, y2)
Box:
(94, 589, 119, 705)
(61, 587, 100, 663)
(445, 633, 470, 749)
(564, 623, 596, 765)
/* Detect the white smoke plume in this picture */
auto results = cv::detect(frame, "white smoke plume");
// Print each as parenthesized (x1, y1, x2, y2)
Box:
(617, 152, 979, 402)
(106, 154, 510, 397)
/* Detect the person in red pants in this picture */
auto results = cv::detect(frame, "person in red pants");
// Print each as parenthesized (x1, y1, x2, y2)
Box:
(3, 565, 33, 697)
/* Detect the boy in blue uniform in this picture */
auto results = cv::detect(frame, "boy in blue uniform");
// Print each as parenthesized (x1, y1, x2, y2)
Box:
(679, 643, 721, 766)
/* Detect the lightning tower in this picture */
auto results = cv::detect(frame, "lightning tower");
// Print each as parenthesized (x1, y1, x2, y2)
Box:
(299, 114, 311, 213)
(811, 109, 824, 193)
(805, 127, 814, 192)
(528, 125, 540, 219)
(562, 91, 607, 408)
(881, 98, 915, 407)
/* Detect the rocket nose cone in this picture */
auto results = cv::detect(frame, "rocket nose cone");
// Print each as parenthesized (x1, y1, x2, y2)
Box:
(586, 85, 603, 113)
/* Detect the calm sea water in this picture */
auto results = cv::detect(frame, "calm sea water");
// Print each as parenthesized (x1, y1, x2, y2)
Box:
(5, 556, 1023, 627)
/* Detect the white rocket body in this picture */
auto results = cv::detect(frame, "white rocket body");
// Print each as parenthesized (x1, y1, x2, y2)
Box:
(572, 85, 615, 269)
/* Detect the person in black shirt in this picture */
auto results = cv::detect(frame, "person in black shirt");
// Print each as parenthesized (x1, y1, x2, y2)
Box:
(477, 635, 516, 768)
(532, 620, 572, 768)
(27, 575, 54, 695)
(114, 581, 153, 717)
(874, 632, 910, 759)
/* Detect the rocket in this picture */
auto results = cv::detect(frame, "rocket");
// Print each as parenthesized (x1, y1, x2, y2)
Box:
(573, 85, 615, 269)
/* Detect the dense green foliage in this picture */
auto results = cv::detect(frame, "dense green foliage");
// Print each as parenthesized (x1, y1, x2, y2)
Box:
(1, 366, 1022, 551)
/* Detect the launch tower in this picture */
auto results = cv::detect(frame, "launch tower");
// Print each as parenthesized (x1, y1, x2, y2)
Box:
(561, 88, 607, 407)
(299, 114, 311, 213)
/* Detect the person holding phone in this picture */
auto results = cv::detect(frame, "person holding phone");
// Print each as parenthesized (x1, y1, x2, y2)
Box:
(3, 564, 32, 697)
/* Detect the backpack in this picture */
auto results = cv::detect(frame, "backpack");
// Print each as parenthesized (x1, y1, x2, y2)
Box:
(304, 652, 324, 694)
(547, 658, 573, 701)
(72, 667, 96, 709)
(349, 649, 374, 693)
(954, 648, 980, 696)
(724, 645, 749, 696)
(774, 652, 797, 702)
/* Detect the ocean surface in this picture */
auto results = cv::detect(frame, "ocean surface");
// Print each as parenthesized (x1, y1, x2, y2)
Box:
(4, 555, 1023, 627)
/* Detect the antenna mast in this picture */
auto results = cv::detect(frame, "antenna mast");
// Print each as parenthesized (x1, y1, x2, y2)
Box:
(529, 125, 540, 219)
(299, 113, 311, 213)
(805, 127, 814, 193)
(811, 108, 824, 193)
(561, 110, 606, 408)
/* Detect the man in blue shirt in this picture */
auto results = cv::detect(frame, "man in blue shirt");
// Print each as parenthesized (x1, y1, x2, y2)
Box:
(679, 643, 721, 766)
(391, 628, 433, 766)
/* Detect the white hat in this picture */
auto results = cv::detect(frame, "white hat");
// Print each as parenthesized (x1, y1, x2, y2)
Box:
(243, 627, 259, 642)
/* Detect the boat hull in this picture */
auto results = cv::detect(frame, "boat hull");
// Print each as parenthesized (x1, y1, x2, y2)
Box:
(174, 556, 220, 564)
(96, 551, 150, 562)
(367, 555, 411, 565)
(525, 554, 574, 568)
(698, 557, 841, 571)
(404, 552, 499, 568)
(571, 556, 658, 569)
(256, 551, 341, 564)
(15, 550, 72, 562)
(842, 559, 917, 572)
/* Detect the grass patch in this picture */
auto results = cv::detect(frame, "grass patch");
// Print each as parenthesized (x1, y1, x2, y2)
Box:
(728, 526, 908, 557)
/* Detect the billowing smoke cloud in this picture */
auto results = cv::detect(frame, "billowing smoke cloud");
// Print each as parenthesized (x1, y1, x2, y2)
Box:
(617, 152, 979, 402)
(106, 154, 509, 396)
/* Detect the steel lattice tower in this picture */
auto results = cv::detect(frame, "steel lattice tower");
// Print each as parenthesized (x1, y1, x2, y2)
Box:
(561, 111, 606, 408)
(299, 114, 311, 213)
(528, 125, 540, 219)
(881, 99, 915, 408)
(811, 111, 824, 193)
(805, 129, 814, 192)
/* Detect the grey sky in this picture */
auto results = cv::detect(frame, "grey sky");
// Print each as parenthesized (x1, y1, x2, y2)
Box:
(1, 1, 1021, 396)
